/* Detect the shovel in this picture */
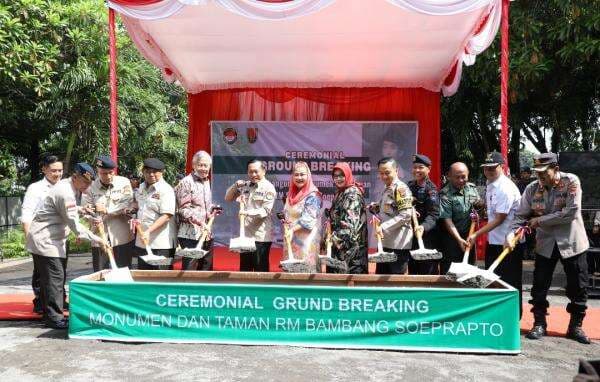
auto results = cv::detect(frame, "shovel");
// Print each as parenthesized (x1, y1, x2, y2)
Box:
(409, 208, 442, 260)
(96, 223, 134, 282)
(229, 198, 256, 253)
(318, 209, 348, 272)
(277, 213, 311, 273)
(136, 225, 171, 266)
(368, 215, 397, 263)
(446, 214, 479, 281)
(176, 205, 223, 259)
(457, 227, 526, 288)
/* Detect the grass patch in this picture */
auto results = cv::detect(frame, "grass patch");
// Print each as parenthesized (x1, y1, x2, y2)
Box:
(0, 227, 91, 260)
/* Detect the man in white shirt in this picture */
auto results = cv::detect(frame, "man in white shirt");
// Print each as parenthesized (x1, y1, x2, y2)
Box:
(134, 158, 177, 270)
(21, 154, 63, 314)
(467, 152, 523, 314)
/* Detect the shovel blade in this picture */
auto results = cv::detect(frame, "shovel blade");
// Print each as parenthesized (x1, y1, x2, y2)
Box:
(409, 249, 442, 260)
(368, 251, 398, 263)
(104, 267, 134, 283)
(457, 270, 499, 288)
(445, 262, 479, 281)
(140, 253, 171, 266)
(177, 248, 209, 259)
(229, 237, 256, 253)
(280, 259, 312, 273)
(318, 256, 348, 272)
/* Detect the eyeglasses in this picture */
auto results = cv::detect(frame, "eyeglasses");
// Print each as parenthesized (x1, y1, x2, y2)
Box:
(332, 174, 345, 180)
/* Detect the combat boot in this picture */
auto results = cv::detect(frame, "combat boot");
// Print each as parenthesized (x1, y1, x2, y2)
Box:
(526, 311, 547, 340)
(566, 313, 591, 344)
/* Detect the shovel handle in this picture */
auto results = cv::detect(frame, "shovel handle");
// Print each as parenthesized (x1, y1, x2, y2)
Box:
(198, 216, 215, 244)
(488, 230, 524, 273)
(461, 221, 477, 263)
(283, 226, 294, 260)
(136, 225, 150, 247)
(97, 223, 118, 269)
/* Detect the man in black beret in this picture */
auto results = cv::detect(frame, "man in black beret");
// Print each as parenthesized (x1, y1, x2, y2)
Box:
(408, 154, 441, 274)
(82, 155, 136, 272)
(132, 158, 177, 269)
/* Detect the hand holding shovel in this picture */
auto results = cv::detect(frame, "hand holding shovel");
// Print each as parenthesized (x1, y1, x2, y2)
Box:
(368, 214, 397, 263)
(136, 225, 171, 266)
(457, 226, 528, 288)
(277, 212, 310, 273)
(229, 197, 256, 253)
(409, 208, 442, 260)
(176, 205, 223, 259)
(446, 210, 480, 281)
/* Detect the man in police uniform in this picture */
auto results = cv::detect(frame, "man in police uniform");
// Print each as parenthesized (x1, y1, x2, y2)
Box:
(176, 150, 214, 270)
(407, 154, 440, 275)
(508, 152, 591, 344)
(439, 162, 483, 274)
(468, 152, 523, 314)
(225, 159, 276, 272)
(26, 163, 106, 329)
(372, 157, 413, 274)
(134, 158, 177, 270)
(21, 154, 63, 313)
(82, 155, 135, 272)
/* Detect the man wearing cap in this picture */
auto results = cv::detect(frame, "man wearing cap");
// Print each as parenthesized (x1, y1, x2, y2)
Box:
(21, 154, 63, 314)
(407, 154, 440, 275)
(176, 151, 215, 270)
(26, 163, 106, 329)
(370, 157, 413, 275)
(82, 155, 135, 272)
(133, 158, 177, 270)
(467, 152, 523, 314)
(508, 152, 591, 344)
(439, 162, 484, 274)
(225, 159, 276, 272)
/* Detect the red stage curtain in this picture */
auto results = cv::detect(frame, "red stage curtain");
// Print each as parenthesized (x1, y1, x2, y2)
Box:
(187, 87, 440, 184)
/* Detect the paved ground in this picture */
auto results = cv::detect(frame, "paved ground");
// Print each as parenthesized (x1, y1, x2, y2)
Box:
(0, 255, 598, 381)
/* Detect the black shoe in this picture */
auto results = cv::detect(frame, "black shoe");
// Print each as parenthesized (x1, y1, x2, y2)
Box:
(566, 326, 591, 344)
(526, 325, 546, 340)
(32, 300, 43, 314)
(45, 318, 69, 330)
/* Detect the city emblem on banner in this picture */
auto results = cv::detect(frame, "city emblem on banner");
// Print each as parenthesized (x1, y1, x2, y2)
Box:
(247, 127, 258, 144)
(223, 127, 238, 144)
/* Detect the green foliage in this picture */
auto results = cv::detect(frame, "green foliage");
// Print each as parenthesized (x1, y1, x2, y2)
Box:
(0, 228, 91, 259)
(441, 0, 600, 172)
(0, 0, 187, 192)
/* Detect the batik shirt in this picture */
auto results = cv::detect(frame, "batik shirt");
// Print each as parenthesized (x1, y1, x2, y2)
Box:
(330, 185, 368, 272)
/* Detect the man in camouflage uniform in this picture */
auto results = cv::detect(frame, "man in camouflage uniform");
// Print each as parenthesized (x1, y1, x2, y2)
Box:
(439, 162, 483, 274)
(408, 154, 440, 275)
(372, 157, 413, 274)
(509, 153, 591, 344)
(225, 159, 276, 272)
(82, 155, 135, 272)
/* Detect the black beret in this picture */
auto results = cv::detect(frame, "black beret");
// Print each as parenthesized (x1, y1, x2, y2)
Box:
(74, 162, 95, 181)
(481, 151, 505, 167)
(95, 155, 116, 169)
(143, 158, 165, 171)
(413, 154, 432, 167)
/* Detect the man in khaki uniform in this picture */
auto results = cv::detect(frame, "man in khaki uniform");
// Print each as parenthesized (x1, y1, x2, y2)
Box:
(225, 159, 276, 272)
(134, 158, 177, 270)
(26, 163, 106, 329)
(82, 155, 135, 272)
(509, 152, 591, 344)
(371, 157, 413, 274)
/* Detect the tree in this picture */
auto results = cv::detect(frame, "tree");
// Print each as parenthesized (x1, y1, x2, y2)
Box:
(0, 0, 187, 194)
(441, 0, 600, 174)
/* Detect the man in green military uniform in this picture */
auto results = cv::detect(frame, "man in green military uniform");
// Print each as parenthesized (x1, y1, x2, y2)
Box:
(439, 162, 483, 274)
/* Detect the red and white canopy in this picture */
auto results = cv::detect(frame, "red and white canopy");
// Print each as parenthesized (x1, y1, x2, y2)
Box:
(109, 0, 501, 95)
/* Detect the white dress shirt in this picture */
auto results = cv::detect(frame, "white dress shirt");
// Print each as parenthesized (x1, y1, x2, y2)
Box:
(486, 174, 521, 245)
(21, 177, 54, 224)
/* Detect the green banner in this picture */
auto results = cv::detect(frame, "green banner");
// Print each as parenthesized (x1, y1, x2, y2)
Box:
(68, 280, 520, 353)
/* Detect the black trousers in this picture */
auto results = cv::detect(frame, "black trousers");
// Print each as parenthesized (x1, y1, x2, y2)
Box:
(135, 247, 175, 270)
(31, 259, 41, 306)
(408, 231, 440, 275)
(486, 243, 523, 317)
(530, 244, 588, 315)
(240, 242, 271, 272)
(376, 248, 410, 275)
(92, 240, 134, 272)
(178, 238, 213, 271)
(34, 254, 67, 323)
(327, 246, 368, 274)
(439, 234, 476, 274)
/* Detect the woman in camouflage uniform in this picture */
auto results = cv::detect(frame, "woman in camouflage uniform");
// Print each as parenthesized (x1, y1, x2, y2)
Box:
(328, 162, 368, 274)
